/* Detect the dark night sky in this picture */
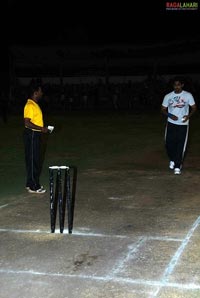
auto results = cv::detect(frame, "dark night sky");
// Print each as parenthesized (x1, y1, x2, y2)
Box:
(8, 0, 200, 46)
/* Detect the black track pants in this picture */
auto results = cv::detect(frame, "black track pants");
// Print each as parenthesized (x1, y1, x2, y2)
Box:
(165, 122, 189, 168)
(23, 128, 42, 190)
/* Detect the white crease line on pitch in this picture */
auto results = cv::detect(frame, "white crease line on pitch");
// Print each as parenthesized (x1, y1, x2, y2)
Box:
(0, 204, 9, 209)
(73, 230, 127, 238)
(151, 215, 200, 297)
(0, 228, 126, 238)
(147, 236, 182, 242)
(0, 269, 200, 290)
(109, 236, 146, 276)
(0, 228, 183, 241)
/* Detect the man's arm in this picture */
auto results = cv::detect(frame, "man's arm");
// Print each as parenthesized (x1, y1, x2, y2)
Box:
(189, 104, 197, 118)
(161, 105, 178, 121)
(24, 118, 48, 133)
(161, 106, 168, 117)
(182, 104, 197, 122)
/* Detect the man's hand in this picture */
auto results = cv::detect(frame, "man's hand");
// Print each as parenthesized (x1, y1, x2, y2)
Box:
(161, 106, 178, 120)
(168, 113, 178, 121)
(182, 115, 189, 122)
(41, 127, 49, 133)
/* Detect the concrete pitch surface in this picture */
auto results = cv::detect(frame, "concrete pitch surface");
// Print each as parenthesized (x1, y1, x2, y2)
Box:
(0, 169, 200, 298)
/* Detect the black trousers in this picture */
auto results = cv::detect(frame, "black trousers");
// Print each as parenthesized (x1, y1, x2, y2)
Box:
(165, 122, 189, 168)
(23, 128, 42, 190)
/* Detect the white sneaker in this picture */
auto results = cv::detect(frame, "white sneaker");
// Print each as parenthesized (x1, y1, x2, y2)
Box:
(28, 187, 46, 194)
(26, 185, 44, 191)
(169, 161, 175, 169)
(174, 168, 181, 175)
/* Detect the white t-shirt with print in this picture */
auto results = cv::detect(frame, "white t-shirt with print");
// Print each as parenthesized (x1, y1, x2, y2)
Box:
(162, 90, 195, 125)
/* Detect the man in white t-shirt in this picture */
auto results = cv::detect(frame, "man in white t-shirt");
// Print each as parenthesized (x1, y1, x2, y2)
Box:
(161, 77, 197, 175)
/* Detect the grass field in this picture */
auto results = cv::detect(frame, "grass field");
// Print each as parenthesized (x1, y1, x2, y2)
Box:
(0, 110, 199, 200)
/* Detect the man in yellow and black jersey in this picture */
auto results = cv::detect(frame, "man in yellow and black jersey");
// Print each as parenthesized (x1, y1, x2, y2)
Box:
(23, 81, 48, 193)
